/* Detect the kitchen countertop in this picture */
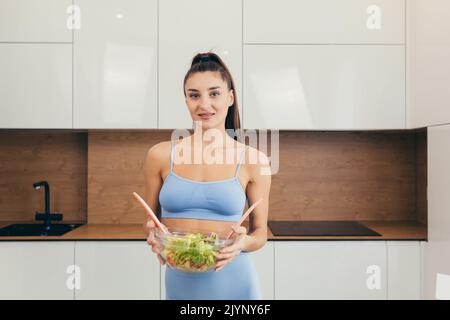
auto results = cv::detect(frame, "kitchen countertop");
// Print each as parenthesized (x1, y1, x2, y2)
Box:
(0, 220, 427, 241)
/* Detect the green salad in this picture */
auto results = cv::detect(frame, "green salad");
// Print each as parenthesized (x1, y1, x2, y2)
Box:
(162, 232, 220, 272)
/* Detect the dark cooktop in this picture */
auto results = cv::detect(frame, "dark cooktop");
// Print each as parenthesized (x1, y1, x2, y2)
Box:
(268, 220, 381, 236)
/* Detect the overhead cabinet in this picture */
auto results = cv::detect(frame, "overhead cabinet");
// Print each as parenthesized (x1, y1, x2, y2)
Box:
(244, 0, 405, 44)
(0, 44, 72, 129)
(158, 0, 242, 129)
(243, 45, 405, 130)
(407, 0, 450, 128)
(74, 0, 158, 129)
(0, 0, 72, 42)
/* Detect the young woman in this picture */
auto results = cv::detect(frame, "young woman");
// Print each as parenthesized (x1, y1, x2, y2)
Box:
(143, 52, 271, 300)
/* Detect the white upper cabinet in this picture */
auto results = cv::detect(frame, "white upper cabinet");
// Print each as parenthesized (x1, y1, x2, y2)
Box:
(158, 0, 242, 129)
(407, 0, 450, 128)
(74, 0, 158, 129)
(244, 0, 405, 44)
(244, 45, 405, 130)
(0, 0, 72, 42)
(0, 44, 72, 128)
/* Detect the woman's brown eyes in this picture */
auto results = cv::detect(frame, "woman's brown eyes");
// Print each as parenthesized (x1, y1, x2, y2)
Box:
(189, 92, 219, 98)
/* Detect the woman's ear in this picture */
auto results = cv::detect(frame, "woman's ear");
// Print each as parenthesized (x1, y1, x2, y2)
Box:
(228, 89, 234, 106)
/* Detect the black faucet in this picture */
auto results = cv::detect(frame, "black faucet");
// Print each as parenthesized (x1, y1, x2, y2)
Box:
(33, 181, 63, 228)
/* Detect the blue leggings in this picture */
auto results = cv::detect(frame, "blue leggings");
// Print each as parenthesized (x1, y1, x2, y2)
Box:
(165, 251, 262, 300)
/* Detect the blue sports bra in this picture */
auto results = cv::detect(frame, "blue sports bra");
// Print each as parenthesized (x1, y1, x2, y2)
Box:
(159, 140, 248, 222)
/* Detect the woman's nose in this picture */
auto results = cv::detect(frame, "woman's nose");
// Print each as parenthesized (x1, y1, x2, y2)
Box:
(197, 96, 212, 108)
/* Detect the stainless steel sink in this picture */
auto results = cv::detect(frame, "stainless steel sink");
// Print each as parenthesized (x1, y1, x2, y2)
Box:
(0, 223, 83, 236)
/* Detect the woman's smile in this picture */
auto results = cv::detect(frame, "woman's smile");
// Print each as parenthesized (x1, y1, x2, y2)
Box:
(198, 112, 215, 120)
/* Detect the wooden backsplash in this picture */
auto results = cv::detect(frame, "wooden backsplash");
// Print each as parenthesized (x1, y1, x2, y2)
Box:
(88, 131, 171, 224)
(270, 131, 418, 221)
(0, 129, 427, 224)
(0, 131, 87, 222)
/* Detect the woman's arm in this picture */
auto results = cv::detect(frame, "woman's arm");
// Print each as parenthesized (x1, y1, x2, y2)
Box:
(143, 142, 169, 266)
(143, 142, 165, 234)
(241, 149, 272, 253)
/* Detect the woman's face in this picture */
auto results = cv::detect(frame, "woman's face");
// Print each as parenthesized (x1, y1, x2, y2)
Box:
(184, 71, 234, 131)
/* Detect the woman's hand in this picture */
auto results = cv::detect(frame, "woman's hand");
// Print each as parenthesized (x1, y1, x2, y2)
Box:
(144, 218, 166, 266)
(214, 225, 248, 272)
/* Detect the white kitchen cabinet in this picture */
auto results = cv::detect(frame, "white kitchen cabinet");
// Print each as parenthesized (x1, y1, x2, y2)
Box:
(407, 0, 450, 128)
(0, 0, 72, 42)
(160, 262, 166, 300)
(74, 0, 157, 129)
(158, 0, 242, 129)
(243, 45, 405, 130)
(0, 44, 72, 128)
(274, 241, 387, 299)
(423, 125, 450, 300)
(244, 0, 405, 44)
(251, 241, 275, 299)
(74, 241, 160, 299)
(160, 242, 273, 300)
(387, 241, 421, 299)
(0, 242, 75, 300)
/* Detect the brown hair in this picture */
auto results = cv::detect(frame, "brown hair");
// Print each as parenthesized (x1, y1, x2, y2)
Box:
(183, 52, 241, 140)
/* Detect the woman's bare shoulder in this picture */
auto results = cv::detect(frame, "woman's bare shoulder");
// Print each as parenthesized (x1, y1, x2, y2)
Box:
(145, 141, 171, 167)
(240, 143, 269, 165)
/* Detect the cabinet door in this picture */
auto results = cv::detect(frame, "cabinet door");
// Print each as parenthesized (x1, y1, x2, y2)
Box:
(243, 45, 405, 130)
(0, 0, 72, 42)
(407, 0, 450, 128)
(251, 241, 274, 299)
(159, 0, 242, 129)
(0, 44, 72, 128)
(0, 242, 75, 299)
(74, 0, 158, 128)
(424, 125, 450, 299)
(274, 241, 387, 299)
(74, 241, 160, 299)
(387, 241, 421, 299)
(244, 0, 404, 44)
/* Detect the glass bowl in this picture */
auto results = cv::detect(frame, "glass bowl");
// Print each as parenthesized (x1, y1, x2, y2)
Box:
(154, 227, 234, 273)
